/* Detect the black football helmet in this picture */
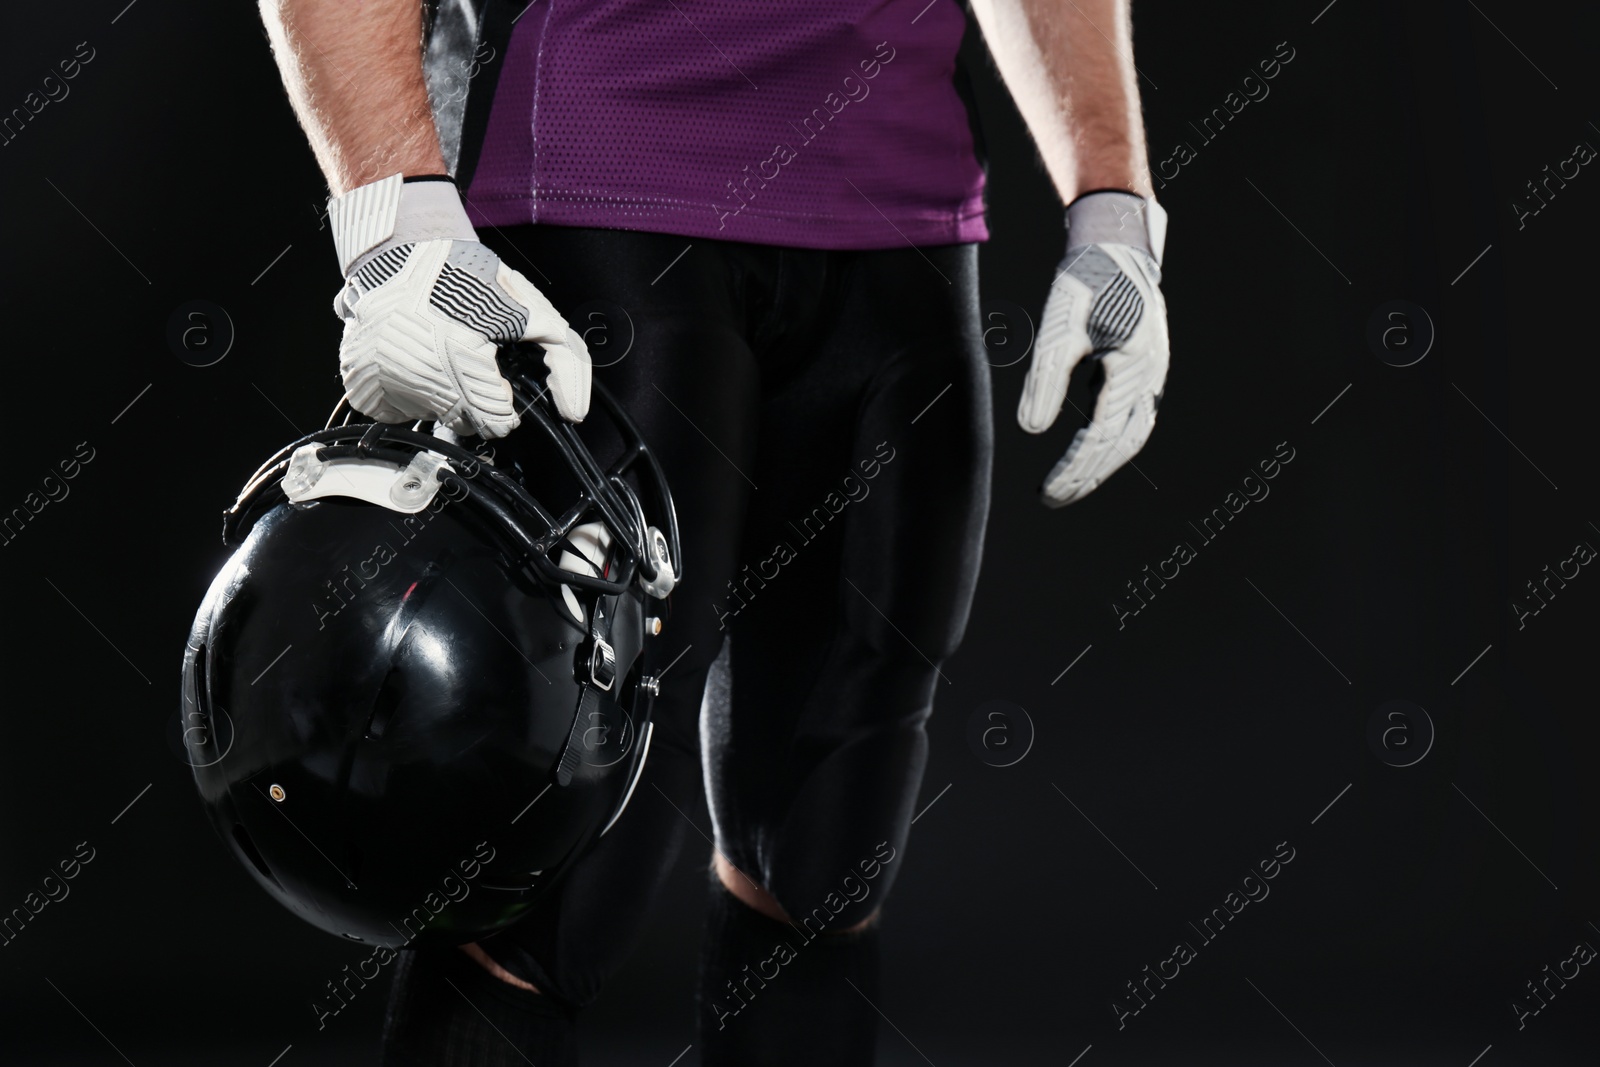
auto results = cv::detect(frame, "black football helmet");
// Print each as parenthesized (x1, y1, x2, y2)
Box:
(180, 345, 679, 948)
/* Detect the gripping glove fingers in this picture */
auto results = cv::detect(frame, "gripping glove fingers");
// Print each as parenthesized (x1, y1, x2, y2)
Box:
(327, 175, 592, 437)
(497, 263, 592, 422)
(1019, 193, 1171, 507)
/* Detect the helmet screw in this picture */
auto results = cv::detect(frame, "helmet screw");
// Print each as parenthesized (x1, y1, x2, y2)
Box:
(403, 480, 421, 491)
(269, 784, 287, 802)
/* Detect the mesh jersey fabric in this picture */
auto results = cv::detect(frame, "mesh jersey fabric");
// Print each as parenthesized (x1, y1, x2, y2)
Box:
(462, 0, 989, 250)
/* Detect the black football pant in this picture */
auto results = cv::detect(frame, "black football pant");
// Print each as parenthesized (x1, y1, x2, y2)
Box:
(385, 225, 991, 1063)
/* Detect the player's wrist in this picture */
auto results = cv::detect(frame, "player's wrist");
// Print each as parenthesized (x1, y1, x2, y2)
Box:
(328, 172, 478, 276)
(391, 174, 476, 243)
(1064, 190, 1167, 268)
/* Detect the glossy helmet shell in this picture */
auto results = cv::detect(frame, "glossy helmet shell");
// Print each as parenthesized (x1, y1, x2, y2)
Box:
(180, 349, 678, 948)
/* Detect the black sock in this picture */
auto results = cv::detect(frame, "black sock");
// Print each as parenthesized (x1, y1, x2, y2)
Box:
(381, 946, 579, 1067)
(698, 882, 881, 1067)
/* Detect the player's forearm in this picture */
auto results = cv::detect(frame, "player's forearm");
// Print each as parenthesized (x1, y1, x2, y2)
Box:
(969, 0, 1152, 202)
(259, 0, 446, 195)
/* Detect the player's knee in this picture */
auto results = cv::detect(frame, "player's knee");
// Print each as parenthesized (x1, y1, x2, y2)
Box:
(830, 907, 881, 935)
(459, 942, 540, 993)
(714, 850, 790, 922)
(714, 851, 881, 934)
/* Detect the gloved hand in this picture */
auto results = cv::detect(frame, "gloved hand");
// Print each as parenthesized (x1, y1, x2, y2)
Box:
(1018, 191, 1169, 506)
(327, 174, 590, 438)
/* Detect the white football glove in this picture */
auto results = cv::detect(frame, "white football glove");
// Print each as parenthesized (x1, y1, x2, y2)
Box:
(327, 174, 590, 438)
(1018, 191, 1170, 507)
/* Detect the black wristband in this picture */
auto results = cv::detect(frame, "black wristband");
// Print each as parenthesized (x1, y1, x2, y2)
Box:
(402, 174, 457, 185)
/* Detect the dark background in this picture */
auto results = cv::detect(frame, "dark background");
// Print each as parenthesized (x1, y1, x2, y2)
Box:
(1, 0, 1596, 1063)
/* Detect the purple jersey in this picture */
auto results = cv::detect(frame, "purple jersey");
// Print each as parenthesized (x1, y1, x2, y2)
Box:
(462, 0, 988, 250)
